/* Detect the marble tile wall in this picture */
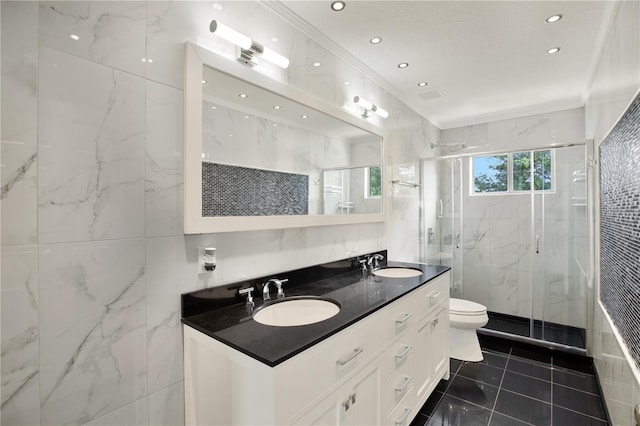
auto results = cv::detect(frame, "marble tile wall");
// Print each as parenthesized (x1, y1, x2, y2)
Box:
(586, 1, 640, 424)
(0, 1, 435, 425)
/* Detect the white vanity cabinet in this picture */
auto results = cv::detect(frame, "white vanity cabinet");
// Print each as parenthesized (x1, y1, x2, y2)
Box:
(183, 271, 450, 426)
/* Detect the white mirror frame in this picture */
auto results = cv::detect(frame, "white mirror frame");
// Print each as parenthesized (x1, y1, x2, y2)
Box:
(184, 42, 386, 234)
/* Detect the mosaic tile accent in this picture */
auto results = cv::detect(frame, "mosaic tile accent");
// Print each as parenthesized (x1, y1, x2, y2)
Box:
(202, 162, 309, 217)
(599, 92, 640, 371)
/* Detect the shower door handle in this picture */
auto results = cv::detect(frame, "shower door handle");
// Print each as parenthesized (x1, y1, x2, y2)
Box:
(455, 232, 460, 249)
(437, 199, 443, 219)
(536, 235, 540, 254)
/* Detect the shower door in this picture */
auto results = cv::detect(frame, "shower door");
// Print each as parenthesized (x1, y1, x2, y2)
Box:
(424, 144, 590, 351)
(532, 144, 588, 348)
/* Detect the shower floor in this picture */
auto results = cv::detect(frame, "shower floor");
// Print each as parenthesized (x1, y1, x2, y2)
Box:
(482, 311, 586, 349)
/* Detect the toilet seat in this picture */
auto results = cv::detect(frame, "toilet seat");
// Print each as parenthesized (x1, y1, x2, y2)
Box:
(450, 298, 487, 316)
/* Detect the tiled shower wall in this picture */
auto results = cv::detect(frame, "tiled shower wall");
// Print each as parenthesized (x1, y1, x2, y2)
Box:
(0, 2, 439, 425)
(586, 1, 640, 425)
(599, 92, 640, 371)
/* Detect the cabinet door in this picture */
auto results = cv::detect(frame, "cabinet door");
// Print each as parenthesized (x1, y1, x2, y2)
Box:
(430, 307, 449, 380)
(295, 391, 341, 426)
(412, 314, 433, 403)
(339, 359, 383, 426)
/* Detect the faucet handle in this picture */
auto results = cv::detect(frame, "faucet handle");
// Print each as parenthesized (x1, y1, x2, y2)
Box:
(275, 278, 289, 298)
(239, 287, 254, 307)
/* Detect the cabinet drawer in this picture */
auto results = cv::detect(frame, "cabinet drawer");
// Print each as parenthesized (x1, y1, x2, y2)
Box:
(381, 336, 414, 379)
(376, 291, 421, 344)
(381, 358, 415, 415)
(279, 310, 385, 420)
(386, 387, 416, 426)
(413, 274, 449, 319)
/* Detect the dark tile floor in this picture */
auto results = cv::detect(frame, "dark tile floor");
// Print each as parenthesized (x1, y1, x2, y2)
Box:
(410, 335, 610, 426)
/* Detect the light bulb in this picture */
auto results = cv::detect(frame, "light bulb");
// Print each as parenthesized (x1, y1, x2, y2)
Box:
(353, 96, 374, 111)
(209, 20, 252, 50)
(261, 47, 290, 68)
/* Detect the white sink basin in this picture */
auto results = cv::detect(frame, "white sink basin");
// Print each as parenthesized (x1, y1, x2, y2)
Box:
(373, 267, 423, 278)
(253, 296, 340, 327)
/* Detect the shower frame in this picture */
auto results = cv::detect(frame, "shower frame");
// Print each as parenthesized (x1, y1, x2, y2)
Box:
(421, 139, 596, 355)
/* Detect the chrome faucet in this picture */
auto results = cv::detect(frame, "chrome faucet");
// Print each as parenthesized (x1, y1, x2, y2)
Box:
(262, 278, 289, 301)
(367, 254, 384, 272)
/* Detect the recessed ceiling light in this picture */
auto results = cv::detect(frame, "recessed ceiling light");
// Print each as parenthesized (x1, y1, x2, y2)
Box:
(212, 3, 223, 11)
(271, 37, 279, 42)
(273, 124, 278, 127)
(273, 105, 281, 110)
(331, 1, 345, 11)
(239, 93, 247, 98)
(69, 34, 80, 41)
(228, 134, 233, 137)
(301, 114, 309, 119)
(211, 106, 217, 109)
(343, 81, 350, 85)
(398, 62, 409, 69)
(141, 58, 153, 63)
(313, 62, 321, 67)
(418, 82, 428, 87)
(546, 47, 561, 55)
(202, 80, 208, 84)
(243, 115, 249, 119)
(370, 37, 382, 44)
(545, 14, 562, 24)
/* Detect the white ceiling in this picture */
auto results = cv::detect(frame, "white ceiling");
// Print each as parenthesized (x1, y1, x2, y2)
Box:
(275, 1, 614, 129)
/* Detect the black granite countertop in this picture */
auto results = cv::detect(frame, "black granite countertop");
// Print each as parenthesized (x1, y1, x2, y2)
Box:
(182, 255, 449, 367)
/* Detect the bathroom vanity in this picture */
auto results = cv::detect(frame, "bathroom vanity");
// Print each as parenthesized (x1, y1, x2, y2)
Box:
(181, 253, 450, 425)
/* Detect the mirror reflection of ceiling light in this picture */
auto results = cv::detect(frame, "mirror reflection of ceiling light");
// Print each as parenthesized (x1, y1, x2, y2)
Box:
(353, 96, 389, 119)
(370, 37, 382, 44)
(301, 115, 309, 119)
(239, 93, 248, 98)
(546, 47, 561, 54)
(70, 34, 80, 41)
(331, 1, 346, 11)
(202, 80, 208, 84)
(418, 82, 428, 87)
(313, 62, 321, 67)
(209, 20, 290, 69)
(273, 105, 281, 110)
(545, 14, 562, 23)
(398, 62, 409, 69)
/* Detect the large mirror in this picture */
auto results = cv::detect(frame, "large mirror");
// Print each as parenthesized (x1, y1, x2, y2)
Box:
(184, 42, 385, 234)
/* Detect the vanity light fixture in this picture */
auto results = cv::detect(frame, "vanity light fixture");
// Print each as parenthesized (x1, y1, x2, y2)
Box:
(545, 14, 562, 23)
(209, 20, 290, 69)
(546, 47, 561, 54)
(398, 62, 409, 69)
(353, 95, 389, 119)
(331, 1, 346, 11)
(370, 37, 382, 44)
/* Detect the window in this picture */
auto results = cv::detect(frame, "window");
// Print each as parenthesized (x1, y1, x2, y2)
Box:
(473, 155, 508, 192)
(472, 150, 553, 194)
(366, 166, 381, 198)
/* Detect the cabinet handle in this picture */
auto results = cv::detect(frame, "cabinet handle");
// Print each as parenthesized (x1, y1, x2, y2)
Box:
(336, 347, 363, 365)
(429, 291, 441, 302)
(342, 393, 356, 412)
(395, 344, 413, 360)
(394, 376, 413, 394)
(395, 312, 413, 324)
(395, 407, 412, 426)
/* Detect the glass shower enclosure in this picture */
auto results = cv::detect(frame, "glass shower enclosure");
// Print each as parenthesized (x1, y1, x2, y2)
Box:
(422, 143, 591, 351)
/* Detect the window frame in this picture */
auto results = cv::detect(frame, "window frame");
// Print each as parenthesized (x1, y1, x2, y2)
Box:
(364, 166, 382, 199)
(470, 149, 555, 196)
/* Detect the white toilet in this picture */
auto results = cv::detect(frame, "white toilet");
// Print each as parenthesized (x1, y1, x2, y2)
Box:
(449, 298, 489, 362)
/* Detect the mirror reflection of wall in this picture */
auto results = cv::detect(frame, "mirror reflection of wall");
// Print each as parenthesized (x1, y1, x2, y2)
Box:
(201, 94, 382, 217)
